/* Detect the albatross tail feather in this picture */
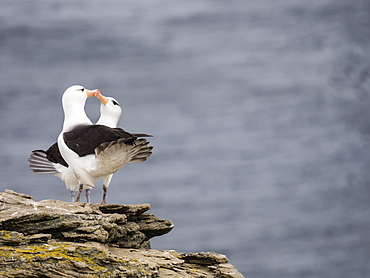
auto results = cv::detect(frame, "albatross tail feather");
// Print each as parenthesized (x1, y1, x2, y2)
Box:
(28, 150, 61, 174)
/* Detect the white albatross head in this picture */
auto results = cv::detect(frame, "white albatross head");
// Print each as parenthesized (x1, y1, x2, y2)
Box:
(95, 92, 122, 128)
(61, 85, 101, 131)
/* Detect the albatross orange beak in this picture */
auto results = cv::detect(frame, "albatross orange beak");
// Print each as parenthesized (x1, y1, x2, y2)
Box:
(85, 89, 100, 98)
(95, 91, 109, 105)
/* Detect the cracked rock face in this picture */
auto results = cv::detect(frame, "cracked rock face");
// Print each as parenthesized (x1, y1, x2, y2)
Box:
(0, 190, 173, 248)
(0, 190, 244, 277)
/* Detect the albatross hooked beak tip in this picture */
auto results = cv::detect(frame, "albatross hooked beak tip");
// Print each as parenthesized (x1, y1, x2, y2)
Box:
(85, 89, 100, 98)
(95, 91, 109, 105)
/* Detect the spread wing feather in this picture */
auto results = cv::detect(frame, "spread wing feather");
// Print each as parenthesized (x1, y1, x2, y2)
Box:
(28, 150, 65, 174)
(93, 138, 153, 176)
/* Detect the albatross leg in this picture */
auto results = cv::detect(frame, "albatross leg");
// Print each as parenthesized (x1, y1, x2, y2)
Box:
(70, 190, 76, 202)
(85, 189, 91, 203)
(101, 184, 108, 204)
(75, 184, 83, 202)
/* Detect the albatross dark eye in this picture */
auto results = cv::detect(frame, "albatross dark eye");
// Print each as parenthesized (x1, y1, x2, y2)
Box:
(112, 100, 120, 106)
(80, 88, 85, 92)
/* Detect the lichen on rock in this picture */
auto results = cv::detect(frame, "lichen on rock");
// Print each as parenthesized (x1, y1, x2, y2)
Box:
(0, 190, 244, 277)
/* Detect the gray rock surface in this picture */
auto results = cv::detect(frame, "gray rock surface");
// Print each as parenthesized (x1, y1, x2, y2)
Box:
(0, 190, 172, 249)
(0, 190, 243, 277)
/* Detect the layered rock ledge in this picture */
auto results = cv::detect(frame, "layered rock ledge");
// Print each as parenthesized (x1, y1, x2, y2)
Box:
(0, 190, 243, 277)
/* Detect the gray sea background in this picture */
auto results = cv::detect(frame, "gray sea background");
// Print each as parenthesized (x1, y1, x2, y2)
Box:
(1, 0, 370, 277)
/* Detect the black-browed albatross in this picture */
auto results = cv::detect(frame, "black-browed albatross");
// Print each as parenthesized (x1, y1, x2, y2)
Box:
(29, 91, 125, 203)
(29, 85, 153, 203)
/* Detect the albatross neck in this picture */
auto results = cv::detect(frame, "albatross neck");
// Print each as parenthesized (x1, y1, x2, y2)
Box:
(62, 99, 92, 132)
(96, 115, 119, 128)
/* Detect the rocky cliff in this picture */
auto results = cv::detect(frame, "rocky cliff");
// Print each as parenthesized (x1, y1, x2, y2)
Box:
(0, 190, 243, 277)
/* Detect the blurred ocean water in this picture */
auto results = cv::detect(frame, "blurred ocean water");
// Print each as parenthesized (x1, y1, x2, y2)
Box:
(1, 0, 370, 277)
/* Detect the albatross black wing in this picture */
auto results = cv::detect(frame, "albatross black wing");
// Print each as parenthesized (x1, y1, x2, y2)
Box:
(132, 133, 153, 138)
(63, 124, 146, 157)
(46, 142, 69, 167)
